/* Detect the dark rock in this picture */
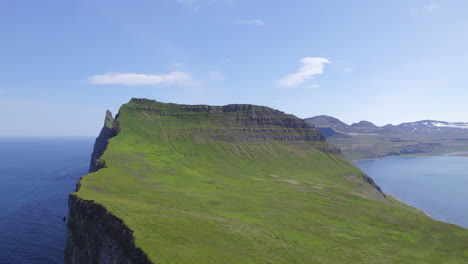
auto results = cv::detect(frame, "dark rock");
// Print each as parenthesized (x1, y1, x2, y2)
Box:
(89, 110, 119, 174)
(64, 195, 152, 264)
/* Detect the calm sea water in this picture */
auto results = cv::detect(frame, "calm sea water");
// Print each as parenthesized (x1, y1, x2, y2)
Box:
(0, 137, 94, 264)
(355, 156, 468, 229)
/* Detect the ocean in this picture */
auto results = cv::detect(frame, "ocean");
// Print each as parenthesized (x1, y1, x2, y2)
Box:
(0, 137, 94, 264)
(355, 155, 468, 229)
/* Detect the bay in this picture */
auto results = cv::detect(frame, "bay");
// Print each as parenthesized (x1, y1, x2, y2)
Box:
(355, 156, 468, 228)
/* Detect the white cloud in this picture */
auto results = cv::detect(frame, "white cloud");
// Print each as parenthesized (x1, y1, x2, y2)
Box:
(424, 3, 440, 13)
(88, 72, 195, 86)
(410, 3, 440, 14)
(235, 20, 265, 26)
(209, 71, 224, 81)
(276, 57, 330, 87)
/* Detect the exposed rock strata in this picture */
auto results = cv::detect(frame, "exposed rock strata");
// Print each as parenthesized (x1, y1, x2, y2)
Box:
(89, 110, 119, 173)
(65, 195, 152, 264)
(125, 99, 332, 144)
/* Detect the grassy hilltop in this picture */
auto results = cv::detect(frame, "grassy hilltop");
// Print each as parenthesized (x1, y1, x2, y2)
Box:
(74, 98, 468, 263)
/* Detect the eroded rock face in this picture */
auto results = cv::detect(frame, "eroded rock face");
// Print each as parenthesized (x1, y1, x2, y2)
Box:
(66, 110, 150, 264)
(124, 98, 334, 145)
(89, 110, 119, 173)
(64, 195, 152, 264)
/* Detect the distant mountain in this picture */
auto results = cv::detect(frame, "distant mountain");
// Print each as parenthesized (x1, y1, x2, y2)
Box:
(385, 120, 468, 138)
(350, 121, 381, 132)
(304, 116, 351, 137)
(305, 115, 350, 130)
(305, 116, 468, 160)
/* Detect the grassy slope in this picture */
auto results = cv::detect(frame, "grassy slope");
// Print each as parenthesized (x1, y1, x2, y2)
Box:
(76, 100, 468, 263)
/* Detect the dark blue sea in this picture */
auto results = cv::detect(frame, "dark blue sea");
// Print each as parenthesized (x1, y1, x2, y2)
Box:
(356, 156, 468, 229)
(0, 137, 94, 264)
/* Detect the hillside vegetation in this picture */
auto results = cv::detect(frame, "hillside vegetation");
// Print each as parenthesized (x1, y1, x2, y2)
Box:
(75, 99, 468, 263)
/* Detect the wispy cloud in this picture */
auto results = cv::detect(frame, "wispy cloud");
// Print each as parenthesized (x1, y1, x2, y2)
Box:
(209, 71, 224, 81)
(88, 72, 195, 86)
(424, 3, 440, 13)
(235, 19, 265, 26)
(276, 57, 330, 87)
(410, 3, 440, 14)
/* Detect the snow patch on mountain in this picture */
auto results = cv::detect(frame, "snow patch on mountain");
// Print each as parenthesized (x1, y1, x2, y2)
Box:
(424, 121, 468, 129)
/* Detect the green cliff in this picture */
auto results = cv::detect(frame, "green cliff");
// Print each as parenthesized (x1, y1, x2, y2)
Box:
(66, 99, 468, 263)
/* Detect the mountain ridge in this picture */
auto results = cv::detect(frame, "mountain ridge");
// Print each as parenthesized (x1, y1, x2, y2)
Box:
(65, 99, 468, 263)
(305, 115, 468, 160)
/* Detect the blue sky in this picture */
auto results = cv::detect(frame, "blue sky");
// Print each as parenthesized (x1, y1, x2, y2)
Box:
(1, 0, 468, 136)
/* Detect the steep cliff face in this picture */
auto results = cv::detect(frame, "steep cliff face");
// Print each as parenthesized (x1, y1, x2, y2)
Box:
(65, 110, 151, 264)
(64, 195, 152, 264)
(125, 99, 331, 144)
(89, 110, 119, 173)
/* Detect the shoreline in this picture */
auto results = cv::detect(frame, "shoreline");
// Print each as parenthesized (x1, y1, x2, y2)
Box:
(351, 151, 468, 163)
(354, 153, 468, 230)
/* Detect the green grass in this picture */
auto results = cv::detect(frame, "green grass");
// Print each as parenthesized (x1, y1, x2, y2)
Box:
(75, 99, 468, 263)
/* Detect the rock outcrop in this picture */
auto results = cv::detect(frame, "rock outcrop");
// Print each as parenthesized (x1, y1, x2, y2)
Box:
(64, 195, 152, 264)
(89, 110, 119, 173)
(65, 110, 150, 264)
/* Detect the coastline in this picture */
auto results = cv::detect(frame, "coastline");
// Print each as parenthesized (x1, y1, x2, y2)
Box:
(355, 154, 468, 229)
(351, 151, 468, 163)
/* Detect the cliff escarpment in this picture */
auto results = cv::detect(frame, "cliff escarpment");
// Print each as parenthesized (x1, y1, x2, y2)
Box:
(89, 110, 119, 173)
(66, 98, 468, 264)
(65, 195, 151, 264)
(66, 110, 151, 264)
(125, 98, 330, 143)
